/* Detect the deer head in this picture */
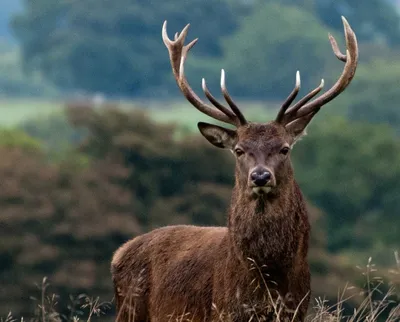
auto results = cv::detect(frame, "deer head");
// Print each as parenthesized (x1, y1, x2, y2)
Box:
(162, 17, 358, 198)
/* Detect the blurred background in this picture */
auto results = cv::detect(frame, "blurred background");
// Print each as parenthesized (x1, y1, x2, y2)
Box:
(0, 0, 400, 320)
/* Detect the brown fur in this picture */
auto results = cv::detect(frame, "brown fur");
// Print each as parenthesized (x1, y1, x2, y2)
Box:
(111, 122, 312, 321)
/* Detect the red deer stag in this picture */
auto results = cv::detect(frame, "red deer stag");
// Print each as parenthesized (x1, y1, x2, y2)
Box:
(111, 17, 358, 322)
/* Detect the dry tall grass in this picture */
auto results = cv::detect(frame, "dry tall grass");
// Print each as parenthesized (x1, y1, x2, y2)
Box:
(3, 254, 399, 322)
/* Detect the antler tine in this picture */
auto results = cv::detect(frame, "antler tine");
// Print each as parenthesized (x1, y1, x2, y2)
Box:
(285, 108, 320, 130)
(277, 16, 358, 126)
(329, 34, 347, 62)
(276, 71, 301, 123)
(284, 79, 324, 118)
(220, 69, 247, 126)
(284, 16, 358, 123)
(162, 21, 241, 127)
(201, 78, 237, 119)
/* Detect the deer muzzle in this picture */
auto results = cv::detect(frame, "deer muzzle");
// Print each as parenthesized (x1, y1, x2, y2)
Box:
(249, 166, 275, 195)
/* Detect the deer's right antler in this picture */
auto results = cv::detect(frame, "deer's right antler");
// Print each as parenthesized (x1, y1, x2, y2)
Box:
(162, 21, 247, 127)
(275, 16, 358, 127)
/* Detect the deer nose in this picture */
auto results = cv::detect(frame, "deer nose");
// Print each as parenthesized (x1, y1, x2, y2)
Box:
(250, 169, 271, 187)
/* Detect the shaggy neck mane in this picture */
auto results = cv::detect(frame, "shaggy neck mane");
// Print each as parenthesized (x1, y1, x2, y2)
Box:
(227, 174, 304, 271)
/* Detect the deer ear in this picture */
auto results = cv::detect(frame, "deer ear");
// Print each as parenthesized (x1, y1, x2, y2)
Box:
(285, 111, 318, 144)
(197, 122, 237, 149)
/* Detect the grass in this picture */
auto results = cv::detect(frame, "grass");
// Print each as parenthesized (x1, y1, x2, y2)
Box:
(4, 255, 399, 322)
(2, 277, 112, 322)
(0, 98, 279, 129)
(144, 99, 279, 129)
(0, 99, 64, 126)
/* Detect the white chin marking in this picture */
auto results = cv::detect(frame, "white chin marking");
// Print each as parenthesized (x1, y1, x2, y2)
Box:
(252, 187, 272, 195)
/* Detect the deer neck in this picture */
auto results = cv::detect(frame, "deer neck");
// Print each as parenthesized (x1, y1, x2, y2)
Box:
(227, 176, 305, 269)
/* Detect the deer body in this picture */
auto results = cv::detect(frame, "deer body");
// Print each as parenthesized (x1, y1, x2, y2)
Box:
(111, 17, 358, 321)
(112, 124, 311, 321)
(112, 166, 310, 321)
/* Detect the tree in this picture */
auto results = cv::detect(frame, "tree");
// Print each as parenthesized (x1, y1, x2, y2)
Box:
(20, 111, 85, 159)
(0, 44, 58, 97)
(292, 115, 400, 253)
(342, 58, 400, 130)
(66, 102, 235, 228)
(11, 0, 238, 96)
(220, 2, 334, 99)
(0, 140, 138, 318)
(315, 0, 400, 46)
(0, 0, 22, 41)
(248, 0, 400, 46)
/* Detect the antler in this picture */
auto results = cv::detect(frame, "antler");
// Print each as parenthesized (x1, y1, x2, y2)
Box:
(275, 16, 358, 126)
(162, 21, 247, 127)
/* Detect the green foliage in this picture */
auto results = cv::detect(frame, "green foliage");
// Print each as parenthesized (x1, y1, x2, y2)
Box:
(221, 2, 333, 99)
(11, 0, 238, 95)
(11, 0, 400, 102)
(66, 102, 234, 228)
(0, 127, 42, 151)
(8, 0, 400, 102)
(293, 115, 400, 253)
(0, 144, 137, 317)
(250, 0, 400, 45)
(0, 0, 22, 40)
(342, 58, 400, 129)
(19, 110, 86, 159)
(315, 0, 400, 45)
(0, 43, 59, 97)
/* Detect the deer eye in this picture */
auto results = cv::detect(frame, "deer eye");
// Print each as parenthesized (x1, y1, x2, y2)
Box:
(280, 147, 290, 155)
(234, 148, 244, 157)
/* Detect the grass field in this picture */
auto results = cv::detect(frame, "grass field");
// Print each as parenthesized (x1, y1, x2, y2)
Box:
(0, 98, 280, 129)
(0, 99, 64, 126)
